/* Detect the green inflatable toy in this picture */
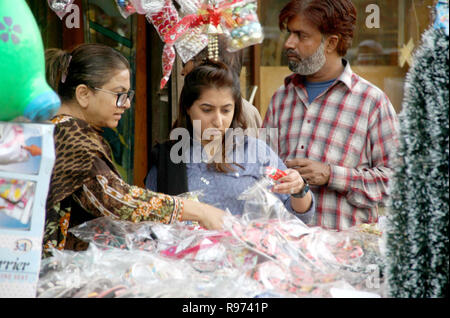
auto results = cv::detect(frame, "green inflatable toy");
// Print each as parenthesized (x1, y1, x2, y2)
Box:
(0, 0, 60, 121)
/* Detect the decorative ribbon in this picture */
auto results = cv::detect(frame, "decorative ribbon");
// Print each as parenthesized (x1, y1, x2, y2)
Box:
(163, 0, 244, 45)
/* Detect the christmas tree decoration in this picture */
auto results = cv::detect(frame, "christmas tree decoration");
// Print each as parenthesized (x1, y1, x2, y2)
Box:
(385, 0, 449, 298)
(0, 0, 60, 121)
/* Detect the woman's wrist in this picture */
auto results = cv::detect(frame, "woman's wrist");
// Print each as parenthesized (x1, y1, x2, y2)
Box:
(179, 199, 203, 223)
(291, 191, 313, 214)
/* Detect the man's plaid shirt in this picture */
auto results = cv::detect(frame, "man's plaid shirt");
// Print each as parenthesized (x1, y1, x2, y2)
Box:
(262, 60, 399, 230)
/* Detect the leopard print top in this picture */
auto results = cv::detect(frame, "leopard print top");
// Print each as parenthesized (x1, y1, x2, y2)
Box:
(43, 115, 183, 256)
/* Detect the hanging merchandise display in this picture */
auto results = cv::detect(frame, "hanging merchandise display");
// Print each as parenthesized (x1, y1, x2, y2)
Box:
(223, 0, 263, 52)
(143, 0, 185, 89)
(45, 0, 264, 89)
(114, 0, 137, 19)
(47, 0, 75, 19)
(89, 0, 263, 88)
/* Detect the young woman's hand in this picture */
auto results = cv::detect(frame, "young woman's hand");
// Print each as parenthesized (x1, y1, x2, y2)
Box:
(271, 169, 312, 214)
(271, 168, 304, 195)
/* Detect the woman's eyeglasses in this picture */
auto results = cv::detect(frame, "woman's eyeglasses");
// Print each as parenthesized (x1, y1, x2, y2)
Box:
(91, 87, 135, 108)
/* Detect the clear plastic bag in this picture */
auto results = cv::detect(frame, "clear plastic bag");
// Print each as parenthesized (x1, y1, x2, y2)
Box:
(114, 0, 137, 19)
(130, 0, 165, 15)
(221, 0, 264, 52)
(68, 217, 158, 252)
(39, 177, 385, 298)
(47, 0, 75, 20)
(223, 174, 311, 264)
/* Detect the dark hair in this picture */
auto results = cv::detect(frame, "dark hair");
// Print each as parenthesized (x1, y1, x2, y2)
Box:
(279, 0, 357, 56)
(45, 43, 131, 102)
(191, 35, 244, 77)
(174, 60, 246, 173)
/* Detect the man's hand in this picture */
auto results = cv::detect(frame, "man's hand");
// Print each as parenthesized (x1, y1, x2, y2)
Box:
(285, 158, 331, 186)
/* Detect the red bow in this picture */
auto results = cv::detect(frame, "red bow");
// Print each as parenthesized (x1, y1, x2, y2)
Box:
(163, 0, 243, 45)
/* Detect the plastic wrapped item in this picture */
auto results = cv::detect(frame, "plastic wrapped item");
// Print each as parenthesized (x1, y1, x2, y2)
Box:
(221, 0, 264, 52)
(296, 225, 383, 273)
(145, 0, 181, 89)
(37, 243, 265, 298)
(39, 176, 385, 298)
(251, 260, 340, 298)
(130, 0, 165, 14)
(68, 217, 157, 252)
(114, 0, 137, 19)
(37, 244, 196, 297)
(47, 0, 75, 19)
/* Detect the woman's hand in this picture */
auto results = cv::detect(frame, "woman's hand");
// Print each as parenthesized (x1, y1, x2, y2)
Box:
(271, 168, 304, 195)
(271, 169, 312, 214)
(181, 199, 226, 230)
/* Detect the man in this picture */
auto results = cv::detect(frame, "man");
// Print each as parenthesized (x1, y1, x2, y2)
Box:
(262, 0, 399, 230)
(181, 35, 262, 135)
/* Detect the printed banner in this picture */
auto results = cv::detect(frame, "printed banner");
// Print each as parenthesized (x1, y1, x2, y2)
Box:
(0, 121, 55, 298)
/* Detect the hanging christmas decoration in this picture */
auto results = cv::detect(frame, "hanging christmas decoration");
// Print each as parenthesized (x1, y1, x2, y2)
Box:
(47, 0, 75, 20)
(144, 0, 182, 89)
(46, 0, 264, 89)
(225, 0, 263, 52)
(114, 0, 137, 19)
(165, 0, 263, 54)
(130, 0, 166, 15)
(157, 0, 263, 87)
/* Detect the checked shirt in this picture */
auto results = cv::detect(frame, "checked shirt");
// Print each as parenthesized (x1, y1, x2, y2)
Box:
(262, 60, 399, 230)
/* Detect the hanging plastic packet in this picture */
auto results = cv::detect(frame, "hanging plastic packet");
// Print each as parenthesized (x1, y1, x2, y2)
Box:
(144, 0, 180, 89)
(222, 0, 264, 52)
(130, 0, 165, 15)
(172, 0, 209, 64)
(47, 0, 75, 20)
(114, 0, 137, 19)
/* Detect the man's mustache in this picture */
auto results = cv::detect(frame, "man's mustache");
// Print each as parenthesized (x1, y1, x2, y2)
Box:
(285, 49, 301, 60)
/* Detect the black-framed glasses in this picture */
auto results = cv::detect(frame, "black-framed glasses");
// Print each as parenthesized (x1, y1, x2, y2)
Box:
(91, 87, 135, 108)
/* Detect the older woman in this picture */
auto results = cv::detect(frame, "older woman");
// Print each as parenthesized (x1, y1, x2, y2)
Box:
(43, 43, 225, 255)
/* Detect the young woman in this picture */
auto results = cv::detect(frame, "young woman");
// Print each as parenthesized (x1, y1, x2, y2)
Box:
(146, 61, 315, 223)
(44, 44, 226, 255)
